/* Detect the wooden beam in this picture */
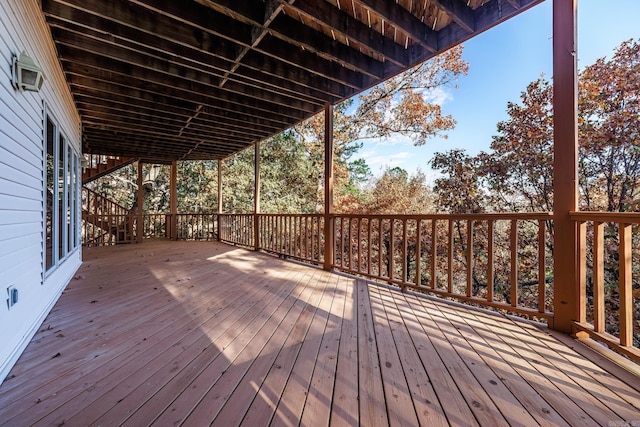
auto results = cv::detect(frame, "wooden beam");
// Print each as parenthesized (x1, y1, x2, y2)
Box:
(55, 42, 318, 118)
(323, 104, 334, 271)
(72, 91, 285, 133)
(129, 0, 367, 89)
(170, 160, 178, 240)
(552, 0, 579, 333)
(197, 0, 383, 78)
(354, 0, 437, 52)
(285, 0, 410, 67)
(75, 104, 271, 140)
(218, 159, 223, 214)
(136, 161, 144, 243)
(217, 159, 223, 241)
(80, 116, 251, 148)
(44, 3, 347, 100)
(267, 14, 383, 78)
(81, 129, 243, 160)
(219, 0, 287, 87)
(254, 141, 261, 251)
(62, 66, 305, 126)
(432, 0, 474, 34)
(78, 111, 256, 144)
(48, 18, 321, 110)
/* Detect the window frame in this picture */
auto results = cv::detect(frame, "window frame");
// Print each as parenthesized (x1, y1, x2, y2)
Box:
(44, 106, 80, 277)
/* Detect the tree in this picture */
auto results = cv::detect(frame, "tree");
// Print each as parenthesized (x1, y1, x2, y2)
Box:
(294, 45, 468, 212)
(364, 167, 434, 214)
(431, 149, 485, 213)
(579, 39, 640, 212)
(177, 160, 219, 213)
(431, 39, 640, 340)
(353, 45, 468, 146)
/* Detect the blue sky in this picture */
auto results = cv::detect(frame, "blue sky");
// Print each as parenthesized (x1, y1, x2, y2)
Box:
(358, 0, 640, 181)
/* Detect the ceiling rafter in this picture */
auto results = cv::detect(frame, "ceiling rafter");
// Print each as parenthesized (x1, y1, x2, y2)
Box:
(53, 28, 320, 114)
(282, 0, 411, 68)
(76, 104, 270, 141)
(44, 2, 348, 101)
(199, 0, 385, 78)
(431, 0, 475, 34)
(72, 91, 285, 133)
(354, 0, 438, 52)
(41, 0, 544, 161)
(129, 0, 368, 89)
(217, 0, 290, 87)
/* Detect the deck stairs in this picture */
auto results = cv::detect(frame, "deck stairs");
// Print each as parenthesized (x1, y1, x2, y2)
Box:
(81, 187, 133, 244)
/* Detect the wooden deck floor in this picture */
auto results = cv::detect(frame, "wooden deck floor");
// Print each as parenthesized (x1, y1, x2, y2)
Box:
(1, 240, 639, 426)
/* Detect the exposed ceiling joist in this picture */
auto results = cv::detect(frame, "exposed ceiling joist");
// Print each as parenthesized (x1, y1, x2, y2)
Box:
(42, 0, 544, 161)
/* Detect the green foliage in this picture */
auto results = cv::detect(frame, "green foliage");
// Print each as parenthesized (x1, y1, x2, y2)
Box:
(177, 160, 219, 212)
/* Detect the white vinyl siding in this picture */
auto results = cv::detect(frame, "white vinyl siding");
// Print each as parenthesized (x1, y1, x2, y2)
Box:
(0, 0, 81, 380)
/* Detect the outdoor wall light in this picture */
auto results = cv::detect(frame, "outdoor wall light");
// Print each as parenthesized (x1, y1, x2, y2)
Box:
(11, 51, 44, 92)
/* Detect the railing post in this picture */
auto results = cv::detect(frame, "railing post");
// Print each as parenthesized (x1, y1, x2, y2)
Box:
(619, 223, 633, 347)
(552, 0, 579, 333)
(217, 159, 223, 242)
(136, 161, 143, 243)
(323, 104, 334, 271)
(254, 141, 261, 251)
(170, 160, 178, 240)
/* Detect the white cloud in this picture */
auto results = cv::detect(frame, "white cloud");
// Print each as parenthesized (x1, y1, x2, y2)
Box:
(416, 86, 453, 105)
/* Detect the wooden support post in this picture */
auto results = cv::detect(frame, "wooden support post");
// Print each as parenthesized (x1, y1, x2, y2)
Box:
(323, 104, 334, 271)
(136, 161, 143, 243)
(254, 141, 261, 251)
(552, 0, 579, 333)
(217, 159, 222, 241)
(619, 223, 633, 347)
(170, 160, 178, 240)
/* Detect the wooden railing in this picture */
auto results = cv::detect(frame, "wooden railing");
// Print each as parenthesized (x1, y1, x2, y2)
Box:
(82, 187, 129, 217)
(80, 207, 640, 359)
(82, 188, 134, 246)
(218, 214, 255, 248)
(256, 214, 324, 264)
(218, 212, 553, 321)
(175, 213, 217, 240)
(82, 210, 217, 245)
(82, 214, 137, 246)
(330, 213, 553, 321)
(572, 212, 640, 362)
(143, 214, 168, 239)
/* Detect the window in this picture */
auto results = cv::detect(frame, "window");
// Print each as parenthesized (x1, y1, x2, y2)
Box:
(45, 112, 79, 272)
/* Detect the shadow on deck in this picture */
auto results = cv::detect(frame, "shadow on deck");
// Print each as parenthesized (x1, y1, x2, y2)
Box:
(1, 240, 639, 426)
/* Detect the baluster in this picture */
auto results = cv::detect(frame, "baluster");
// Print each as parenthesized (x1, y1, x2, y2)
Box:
(466, 219, 474, 297)
(510, 220, 518, 307)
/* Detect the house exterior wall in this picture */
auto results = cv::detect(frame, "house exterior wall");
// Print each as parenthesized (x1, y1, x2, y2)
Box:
(0, 0, 81, 380)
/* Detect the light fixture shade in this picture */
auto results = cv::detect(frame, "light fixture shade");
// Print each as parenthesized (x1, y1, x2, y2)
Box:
(12, 51, 44, 92)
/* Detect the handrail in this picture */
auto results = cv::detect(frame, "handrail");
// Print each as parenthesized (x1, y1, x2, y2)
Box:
(571, 211, 640, 223)
(82, 186, 130, 216)
(80, 209, 640, 361)
(219, 212, 553, 321)
(572, 211, 640, 362)
(256, 213, 324, 265)
(218, 214, 254, 248)
(82, 212, 219, 245)
(329, 213, 553, 321)
(333, 212, 553, 220)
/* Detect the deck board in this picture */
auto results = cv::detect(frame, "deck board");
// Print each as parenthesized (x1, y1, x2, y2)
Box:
(1, 240, 639, 426)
